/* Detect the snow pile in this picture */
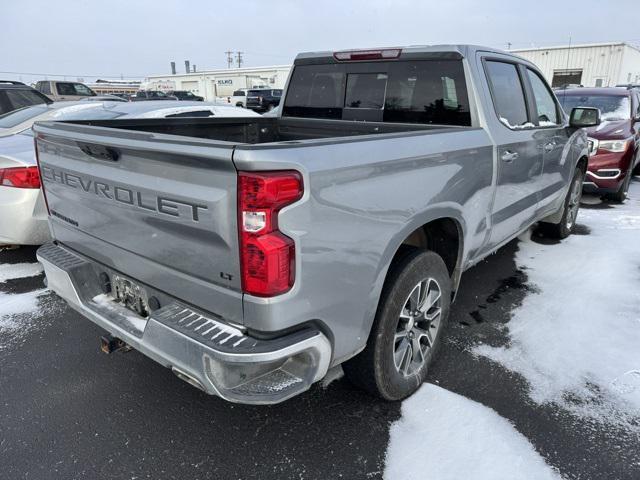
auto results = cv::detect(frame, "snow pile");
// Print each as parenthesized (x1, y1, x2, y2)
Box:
(475, 182, 640, 424)
(385, 384, 563, 480)
(0, 288, 48, 322)
(0, 261, 57, 350)
(0, 262, 43, 283)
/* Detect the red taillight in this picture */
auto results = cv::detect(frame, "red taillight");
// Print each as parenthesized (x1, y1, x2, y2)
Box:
(333, 48, 402, 61)
(0, 166, 41, 189)
(238, 171, 303, 297)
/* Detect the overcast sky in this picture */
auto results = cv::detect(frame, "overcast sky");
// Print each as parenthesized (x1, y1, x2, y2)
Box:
(3, 0, 638, 83)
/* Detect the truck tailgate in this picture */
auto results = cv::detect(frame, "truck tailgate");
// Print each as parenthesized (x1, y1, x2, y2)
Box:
(34, 121, 243, 325)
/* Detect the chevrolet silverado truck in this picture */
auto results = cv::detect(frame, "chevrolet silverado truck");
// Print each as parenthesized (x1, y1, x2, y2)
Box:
(33, 45, 599, 405)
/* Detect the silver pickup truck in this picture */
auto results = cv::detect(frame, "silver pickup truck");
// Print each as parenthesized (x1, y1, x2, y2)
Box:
(34, 45, 599, 404)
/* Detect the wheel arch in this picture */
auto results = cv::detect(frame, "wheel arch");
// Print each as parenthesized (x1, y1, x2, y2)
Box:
(380, 209, 467, 300)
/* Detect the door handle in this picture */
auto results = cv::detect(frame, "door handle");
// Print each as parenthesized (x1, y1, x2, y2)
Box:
(544, 142, 557, 152)
(501, 151, 519, 163)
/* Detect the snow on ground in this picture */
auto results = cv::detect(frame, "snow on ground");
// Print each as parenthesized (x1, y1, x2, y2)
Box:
(385, 384, 563, 480)
(0, 262, 43, 282)
(0, 261, 56, 350)
(475, 182, 640, 426)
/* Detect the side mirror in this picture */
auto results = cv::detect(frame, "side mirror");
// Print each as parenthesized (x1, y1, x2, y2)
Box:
(569, 107, 601, 128)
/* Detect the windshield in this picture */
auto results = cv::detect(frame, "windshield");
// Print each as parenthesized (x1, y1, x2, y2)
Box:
(558, 94, 631, 121)
(0, 105, 49, 128)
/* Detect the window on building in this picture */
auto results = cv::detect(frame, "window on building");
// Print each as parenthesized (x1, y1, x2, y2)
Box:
(551, 69, 583, 88)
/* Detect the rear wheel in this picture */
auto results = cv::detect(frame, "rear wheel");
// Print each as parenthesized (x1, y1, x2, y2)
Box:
(343, 249, 451, 401)
(540, 166, 584, 239)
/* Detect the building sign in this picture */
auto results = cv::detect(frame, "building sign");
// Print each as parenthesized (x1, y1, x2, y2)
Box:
(217, 79, 233, 85)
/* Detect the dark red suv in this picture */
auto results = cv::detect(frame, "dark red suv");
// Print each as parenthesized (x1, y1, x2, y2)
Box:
(557, 87, 640, 202)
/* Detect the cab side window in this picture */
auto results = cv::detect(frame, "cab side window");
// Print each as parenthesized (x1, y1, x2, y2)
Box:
(526, 69, 560, 126)
(38, 81, 52, 95)
(485, 60, 529, 129)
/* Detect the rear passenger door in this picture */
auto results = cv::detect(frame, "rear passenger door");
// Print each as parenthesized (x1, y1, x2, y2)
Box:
(481, 56, 543, 251)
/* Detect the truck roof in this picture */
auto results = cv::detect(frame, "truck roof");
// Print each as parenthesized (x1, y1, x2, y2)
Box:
(294, 44, 521, 64)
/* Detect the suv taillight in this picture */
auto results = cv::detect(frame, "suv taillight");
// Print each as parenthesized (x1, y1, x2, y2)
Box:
(0, 166, 41, 188)
(238, 171, 303, 297)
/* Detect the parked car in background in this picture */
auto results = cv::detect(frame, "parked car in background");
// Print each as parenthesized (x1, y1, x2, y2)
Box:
(0, 80, 52, 115)
(131, 91, 178, 101)
(557, 87, 640, 201)
(0, 101, 258, 246)
(166, 90, 204, 101)
(246, 88, 282, 112)
(218, 88, 250, 107)
(34, 45, 595, 405)
(35, 80, 97, 101)
(218, 87, 272, 108)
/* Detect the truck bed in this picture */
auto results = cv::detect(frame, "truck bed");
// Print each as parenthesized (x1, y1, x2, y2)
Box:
(64, 116, 461, 145)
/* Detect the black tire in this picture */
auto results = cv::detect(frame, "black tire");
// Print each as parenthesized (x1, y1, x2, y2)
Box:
(343, 249, 451, 401)
(540, 166, 584, 239)
(608, 165, 633, 203)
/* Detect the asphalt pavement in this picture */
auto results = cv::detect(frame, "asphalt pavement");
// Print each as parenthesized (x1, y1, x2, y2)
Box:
(1, 216, 638, 479)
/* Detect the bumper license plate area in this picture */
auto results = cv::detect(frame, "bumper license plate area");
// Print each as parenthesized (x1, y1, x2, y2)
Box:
(111, 274, 150, 318)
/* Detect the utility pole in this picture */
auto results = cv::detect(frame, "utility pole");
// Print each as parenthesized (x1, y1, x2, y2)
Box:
(236, 51, 243, 69)
(506, 42, 512, 50)
(225, 51, 234, 69)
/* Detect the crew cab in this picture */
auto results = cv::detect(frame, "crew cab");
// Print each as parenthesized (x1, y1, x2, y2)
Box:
(166, 90, 204, 101)
(35, 80, 97, 102)
(131, 90, 178, 101)
(245, 88, 282, 112)
(557, 87, 640, 202)
(34, 45, 597, 405)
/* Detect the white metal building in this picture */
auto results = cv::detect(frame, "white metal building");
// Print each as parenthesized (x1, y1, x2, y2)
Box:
(512, 42, 640, 88)
(142, 65, 292, 101)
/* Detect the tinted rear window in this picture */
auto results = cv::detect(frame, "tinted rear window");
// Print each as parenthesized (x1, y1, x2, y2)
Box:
(283, 60, 471, 126)
(6, 89, 49, 110)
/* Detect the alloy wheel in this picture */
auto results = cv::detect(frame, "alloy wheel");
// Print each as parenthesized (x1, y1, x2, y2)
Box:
(393, 278, 443, 376)
(566, 175, 583, 230)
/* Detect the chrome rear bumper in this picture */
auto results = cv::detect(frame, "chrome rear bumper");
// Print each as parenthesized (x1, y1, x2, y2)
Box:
(37, 242, 331, 404)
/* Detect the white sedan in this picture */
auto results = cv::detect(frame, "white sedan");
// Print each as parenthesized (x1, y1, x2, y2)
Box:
(0, 101, 259, 245)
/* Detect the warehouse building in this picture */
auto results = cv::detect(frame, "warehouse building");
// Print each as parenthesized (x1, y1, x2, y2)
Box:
(512, 42, 640, 88)
(142, 65, 291, 101)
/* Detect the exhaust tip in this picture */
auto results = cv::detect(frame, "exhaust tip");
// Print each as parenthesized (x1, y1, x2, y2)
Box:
(172, 367, 206, 391)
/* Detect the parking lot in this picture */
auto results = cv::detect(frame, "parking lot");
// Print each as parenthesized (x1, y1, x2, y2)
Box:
(1, 182, 638, 480)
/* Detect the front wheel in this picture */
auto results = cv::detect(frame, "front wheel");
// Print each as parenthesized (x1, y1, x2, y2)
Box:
(540, 166, 584, 239)
(607, 165, 632, 203)
(343, 249, 451, 401)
